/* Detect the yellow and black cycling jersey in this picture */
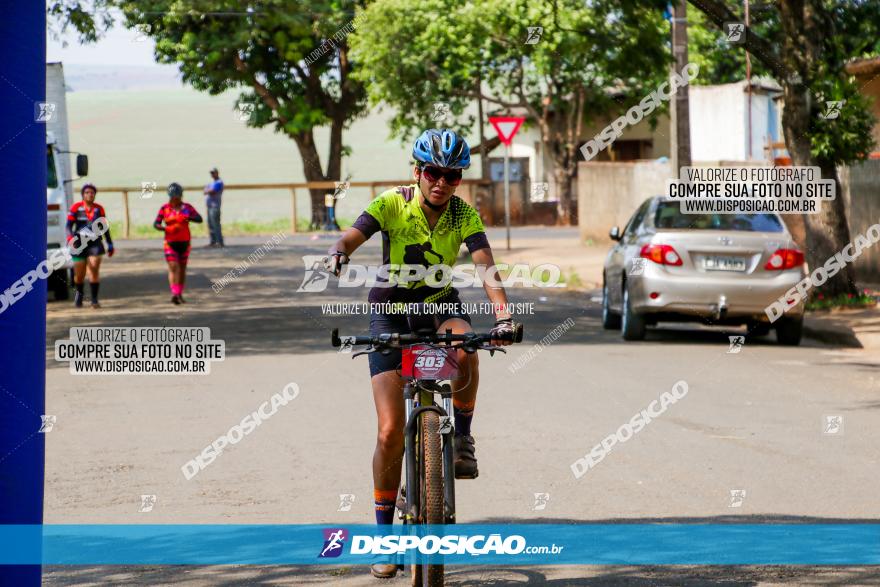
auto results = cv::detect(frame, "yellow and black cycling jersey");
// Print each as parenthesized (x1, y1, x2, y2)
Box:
(351, 184, 490, 304)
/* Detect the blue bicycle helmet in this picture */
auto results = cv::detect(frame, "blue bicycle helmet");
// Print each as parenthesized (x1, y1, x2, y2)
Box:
(412, 128, 471, 169)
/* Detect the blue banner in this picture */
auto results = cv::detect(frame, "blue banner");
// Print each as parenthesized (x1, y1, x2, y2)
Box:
(1, 524, 878, 565)
(0, 1, 47, 586)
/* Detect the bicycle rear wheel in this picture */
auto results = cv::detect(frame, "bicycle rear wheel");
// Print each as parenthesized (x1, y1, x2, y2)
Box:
(413, 410, 444, 587)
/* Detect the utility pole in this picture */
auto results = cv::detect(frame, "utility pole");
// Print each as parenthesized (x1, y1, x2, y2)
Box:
(670, 0, 692, 172)
(477, 77, 489, 182)
(745, 0, 753, 160)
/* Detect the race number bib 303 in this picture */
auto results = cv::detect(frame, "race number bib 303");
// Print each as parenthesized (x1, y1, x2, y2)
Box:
(400, 345, 457, 380)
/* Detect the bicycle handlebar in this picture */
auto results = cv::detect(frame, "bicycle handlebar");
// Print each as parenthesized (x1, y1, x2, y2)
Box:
(331, 323, 523, 349)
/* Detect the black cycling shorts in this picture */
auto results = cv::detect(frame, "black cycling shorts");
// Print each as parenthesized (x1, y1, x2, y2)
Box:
(368, 306, 471, 377)
(71, 242, 105, 261)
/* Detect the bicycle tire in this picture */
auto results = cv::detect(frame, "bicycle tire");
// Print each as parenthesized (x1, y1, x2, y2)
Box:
(420, 410, 444, 587)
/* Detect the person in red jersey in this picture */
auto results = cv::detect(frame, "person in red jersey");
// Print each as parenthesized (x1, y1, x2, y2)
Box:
(154, 182, 202, 304)
(66, 183, 114, 308)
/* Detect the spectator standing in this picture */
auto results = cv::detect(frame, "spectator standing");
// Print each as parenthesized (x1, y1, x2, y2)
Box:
(204, 167, 225, 247)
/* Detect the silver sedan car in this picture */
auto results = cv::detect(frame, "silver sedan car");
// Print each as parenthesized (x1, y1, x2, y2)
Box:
(602, 196, 807, 344)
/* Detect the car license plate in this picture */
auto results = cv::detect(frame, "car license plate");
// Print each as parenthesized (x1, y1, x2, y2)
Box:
(704, 255, 746, 271)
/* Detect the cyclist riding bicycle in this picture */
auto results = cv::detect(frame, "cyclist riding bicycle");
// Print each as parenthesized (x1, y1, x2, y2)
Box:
(326, 128, 516, 579)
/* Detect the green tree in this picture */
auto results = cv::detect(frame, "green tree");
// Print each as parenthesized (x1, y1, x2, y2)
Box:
(349, 0, 669, 225)
(50, 0, 369, 227)
(48, 0, 114, 43)
(687, 0, 878, 296)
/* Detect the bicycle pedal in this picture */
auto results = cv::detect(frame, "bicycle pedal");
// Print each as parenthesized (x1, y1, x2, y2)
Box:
(396, 486, 407, 519)
(454, 470, 479, 480)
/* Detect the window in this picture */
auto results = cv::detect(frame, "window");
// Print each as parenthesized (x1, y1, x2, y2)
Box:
(654, 201, 784, 232)
(47, 145, 58, 189)
(623, 199, 652, 236)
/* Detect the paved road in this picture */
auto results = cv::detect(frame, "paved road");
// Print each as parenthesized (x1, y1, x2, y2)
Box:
(43, 237, 880, 585)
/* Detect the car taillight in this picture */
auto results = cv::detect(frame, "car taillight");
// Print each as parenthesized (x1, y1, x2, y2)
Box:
(764, 248, 804, 270)
(640, 244, 683, 266)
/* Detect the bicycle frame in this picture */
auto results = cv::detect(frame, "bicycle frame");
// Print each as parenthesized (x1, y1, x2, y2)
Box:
(402, 381, 456, 525)
(329, 325, 523, 583)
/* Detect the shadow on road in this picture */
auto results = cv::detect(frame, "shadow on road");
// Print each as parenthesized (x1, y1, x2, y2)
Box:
(45, 242, 850, 367)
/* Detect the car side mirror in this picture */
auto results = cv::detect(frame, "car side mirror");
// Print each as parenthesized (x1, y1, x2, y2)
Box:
(609, 226, 621, 241)
(76, 154, 89, 177)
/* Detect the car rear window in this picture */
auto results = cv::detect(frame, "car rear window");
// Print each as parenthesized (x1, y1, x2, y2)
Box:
(654, 201, 784, 232)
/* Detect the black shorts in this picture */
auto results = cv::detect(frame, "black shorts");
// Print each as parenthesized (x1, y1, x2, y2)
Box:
(71, 242, 105, 261)
(368, 307, 471, 377)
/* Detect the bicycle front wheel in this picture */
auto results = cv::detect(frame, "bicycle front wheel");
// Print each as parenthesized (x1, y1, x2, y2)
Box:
(417, 410, 444, 587)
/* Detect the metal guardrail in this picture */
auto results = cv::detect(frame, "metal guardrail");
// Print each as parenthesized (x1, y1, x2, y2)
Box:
(95, 180, 491, 238)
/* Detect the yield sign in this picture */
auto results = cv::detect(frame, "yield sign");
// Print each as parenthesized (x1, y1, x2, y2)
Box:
(488, 116, 525, 146)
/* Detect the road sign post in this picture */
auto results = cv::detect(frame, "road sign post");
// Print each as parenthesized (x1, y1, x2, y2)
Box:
(504, 143, 511, 250)
(488, 116, 525, 251)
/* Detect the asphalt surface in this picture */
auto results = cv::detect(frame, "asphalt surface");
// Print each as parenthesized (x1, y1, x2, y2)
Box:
(42, 235, 880, 585)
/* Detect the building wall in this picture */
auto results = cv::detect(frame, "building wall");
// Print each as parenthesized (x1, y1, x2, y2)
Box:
(576, 159, 797, 243)
(689, 83, 780, 163)
(747, 90, 776, 161)
(578, 113, 671, 161)
(840, 160, 880, 282)
(518, 113, 671, 206)
(690, 84, 745, 161)
(576, 160, 673, 242)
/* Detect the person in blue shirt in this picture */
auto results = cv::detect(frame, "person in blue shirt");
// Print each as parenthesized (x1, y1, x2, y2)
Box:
(203, 167, 225, 247)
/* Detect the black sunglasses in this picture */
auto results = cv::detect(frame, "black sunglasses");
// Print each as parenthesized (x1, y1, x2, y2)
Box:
(421, 165, 463, 186)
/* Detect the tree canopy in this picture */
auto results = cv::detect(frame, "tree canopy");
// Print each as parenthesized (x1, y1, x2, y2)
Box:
(50, 0, 369, 226)
(350, 0, 670, 223)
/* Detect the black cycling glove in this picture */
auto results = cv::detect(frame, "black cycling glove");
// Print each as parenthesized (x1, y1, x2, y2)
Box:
(489, 318, 515, 342)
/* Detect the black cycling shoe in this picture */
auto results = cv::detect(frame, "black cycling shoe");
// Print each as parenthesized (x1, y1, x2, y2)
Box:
(171, 295, 181, 305)
(453, 434, 479, 479)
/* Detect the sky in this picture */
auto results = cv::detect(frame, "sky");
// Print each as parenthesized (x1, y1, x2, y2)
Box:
(47, 20, 167, 69)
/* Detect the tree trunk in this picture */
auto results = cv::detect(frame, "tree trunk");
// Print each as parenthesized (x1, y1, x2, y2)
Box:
(687, 0, 859, 297)
(553, 164, 575, 226)
(778, 0, 857, 297)
(293, 127, 344, 230)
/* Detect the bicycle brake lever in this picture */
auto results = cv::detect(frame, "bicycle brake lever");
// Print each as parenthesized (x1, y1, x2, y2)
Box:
(351, 349, 374, 359)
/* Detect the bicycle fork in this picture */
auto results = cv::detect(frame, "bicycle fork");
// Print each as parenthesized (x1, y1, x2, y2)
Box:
(402, 383, 457, 525)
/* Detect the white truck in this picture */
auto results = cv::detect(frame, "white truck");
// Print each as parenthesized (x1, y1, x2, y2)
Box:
(46, 62, 89, 300)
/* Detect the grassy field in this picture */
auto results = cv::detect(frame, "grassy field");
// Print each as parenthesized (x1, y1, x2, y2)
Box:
(65, 87, 463, 229)
(108, 217, 355, 239)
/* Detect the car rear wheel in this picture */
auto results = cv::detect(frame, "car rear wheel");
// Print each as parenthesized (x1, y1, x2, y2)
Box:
(621, 282, 646, 341)
(50, 269, 69, 301)
(775, 315, 803, 346)
(601, 279, 621, 330)
(747, 321, 771, 337)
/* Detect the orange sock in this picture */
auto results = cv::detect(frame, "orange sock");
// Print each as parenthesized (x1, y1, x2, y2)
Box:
(374, 488, 397, 526)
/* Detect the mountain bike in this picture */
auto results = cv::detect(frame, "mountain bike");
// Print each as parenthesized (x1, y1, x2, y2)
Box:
(331, 324, 523, 586)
